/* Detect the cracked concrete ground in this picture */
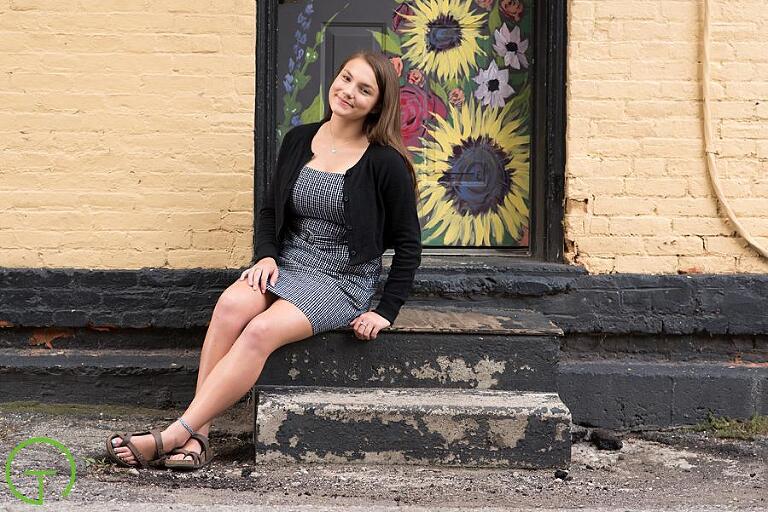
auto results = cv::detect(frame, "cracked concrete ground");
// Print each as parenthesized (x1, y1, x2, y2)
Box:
(0, 402, 766, 511)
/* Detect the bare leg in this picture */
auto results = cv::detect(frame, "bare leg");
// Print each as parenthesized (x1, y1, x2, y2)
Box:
(111, 278, 276, 465)
(195, 280, 277, 436)
(171, 299, 313, 437)
(168, 279, 278, 461)
(111, 298, 312, 465)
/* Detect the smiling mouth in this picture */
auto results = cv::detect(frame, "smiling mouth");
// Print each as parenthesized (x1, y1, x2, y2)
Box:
(337, 95, 353, 108)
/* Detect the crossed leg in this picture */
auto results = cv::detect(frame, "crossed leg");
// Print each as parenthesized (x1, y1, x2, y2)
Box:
(111, 278, 313, 465)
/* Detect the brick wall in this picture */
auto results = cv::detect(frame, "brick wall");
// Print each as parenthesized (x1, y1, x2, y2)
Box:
(2, 1, 766, 273)
(566, 0, 768, 273)
(0, 0, 255, 269)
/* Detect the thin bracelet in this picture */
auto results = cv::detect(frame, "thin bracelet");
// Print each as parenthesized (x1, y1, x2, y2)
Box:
(178, 417, 196, 436)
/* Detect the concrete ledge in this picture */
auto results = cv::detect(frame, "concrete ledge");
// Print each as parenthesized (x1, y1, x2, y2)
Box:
(253, 386, 572, 468)
(2, 267, 767, 336)
(0, 307, 563, 397)
(559, 360, 768, 430)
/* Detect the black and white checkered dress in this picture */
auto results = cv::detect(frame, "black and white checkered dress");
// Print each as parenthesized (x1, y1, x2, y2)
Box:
(265, 165, 382, 334)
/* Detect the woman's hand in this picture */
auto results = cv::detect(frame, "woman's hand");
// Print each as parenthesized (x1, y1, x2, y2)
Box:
(349, 311, 391, 341)
(239, 257, 279, 293)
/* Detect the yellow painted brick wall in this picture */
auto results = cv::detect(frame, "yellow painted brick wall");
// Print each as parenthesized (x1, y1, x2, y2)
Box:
(0, 0, 255, 268)
(566, 0, 768, 273)
(2, 1, 766, 273)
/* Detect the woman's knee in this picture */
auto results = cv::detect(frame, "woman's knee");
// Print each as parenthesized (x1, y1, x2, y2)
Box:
(212, 283, 260, 326)
(237, 318, 274, 358)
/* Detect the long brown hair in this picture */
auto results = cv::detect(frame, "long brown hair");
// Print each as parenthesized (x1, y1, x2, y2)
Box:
(323, 50, 417, 195)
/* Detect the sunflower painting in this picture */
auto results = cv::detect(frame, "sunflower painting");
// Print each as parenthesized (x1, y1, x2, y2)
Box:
(281, 0, 534, 247)
(379, 0, 533, 247)
(415, 96, 530, 246)
(398, 0, 487, 81)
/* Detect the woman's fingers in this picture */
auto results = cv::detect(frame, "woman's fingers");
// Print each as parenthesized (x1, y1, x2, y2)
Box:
(355, 320, 367, 339)
(259, 266, 271, 293)
(270, 267, 280, 286)
(355, 319, 374, 341)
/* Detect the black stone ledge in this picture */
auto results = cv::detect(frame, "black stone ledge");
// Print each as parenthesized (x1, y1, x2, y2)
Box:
(1, 262, 767, 335)
(558, 360, 768, 430)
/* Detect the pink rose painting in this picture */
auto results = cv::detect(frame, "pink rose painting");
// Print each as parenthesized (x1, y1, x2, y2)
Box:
(407, 68, 425, 88)
(399, 84, 448, 149)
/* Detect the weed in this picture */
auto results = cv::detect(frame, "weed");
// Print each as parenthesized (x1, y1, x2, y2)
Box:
(686, 412, 768, 440)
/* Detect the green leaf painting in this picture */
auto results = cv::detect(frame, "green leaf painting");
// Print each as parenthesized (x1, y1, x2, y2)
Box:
(300, 90, 325, 124)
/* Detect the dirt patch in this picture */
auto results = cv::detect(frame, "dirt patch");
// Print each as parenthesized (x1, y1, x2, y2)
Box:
(0, 403, 765, 509)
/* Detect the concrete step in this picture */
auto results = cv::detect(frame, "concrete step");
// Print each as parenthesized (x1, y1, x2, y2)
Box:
(559, 359, 768, 429)
(0, 307, 563, 408)
(0, 347, 200, 407)
(260, 306, 562, 392)
(252, 386, 572, 468)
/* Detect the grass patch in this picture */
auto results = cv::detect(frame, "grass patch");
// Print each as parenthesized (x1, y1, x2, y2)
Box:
(0, 401, 181, 418)
(685, 412, 768, 440)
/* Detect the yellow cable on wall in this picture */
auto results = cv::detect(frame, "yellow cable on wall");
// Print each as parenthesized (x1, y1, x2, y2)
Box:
(701, 0, 768, 259)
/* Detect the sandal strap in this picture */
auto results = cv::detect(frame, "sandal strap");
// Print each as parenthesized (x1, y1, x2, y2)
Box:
(171, 433, 209, 459)
(189, 432, 210, 454)
(149, 428, 165, 459)
(168, 449, 201, 464)
(169, 448, 196, 462)
(119, 432, 149, 467)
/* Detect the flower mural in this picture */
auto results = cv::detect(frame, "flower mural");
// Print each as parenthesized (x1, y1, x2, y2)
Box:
(414, 98, 530, 246)
(391, 0, 532, 246)
(282, 0, 533, 246)
(399, 0, 487, 81)
(500, 0, 524, 22)
(400, 84, 448, 148)
(278, 2, 348, 141)
(473, 61, 515, 108)
(493, 23, 529, 69)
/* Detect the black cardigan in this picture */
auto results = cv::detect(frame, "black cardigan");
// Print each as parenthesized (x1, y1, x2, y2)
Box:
(253, 122, 422, 324)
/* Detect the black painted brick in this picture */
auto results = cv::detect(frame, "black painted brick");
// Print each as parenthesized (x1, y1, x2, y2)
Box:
(559, 361, 767, 430)
(0, 267, 767, 336)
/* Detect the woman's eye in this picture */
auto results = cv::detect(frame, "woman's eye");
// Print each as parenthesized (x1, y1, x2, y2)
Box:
(361, 89, 369, 95)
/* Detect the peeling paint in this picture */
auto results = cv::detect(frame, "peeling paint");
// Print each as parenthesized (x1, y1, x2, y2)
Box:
(554, 422, 570, 442)
(422, 415, 479, 444)
(409, 356, 506, 389)
(29, 327, 75, 349)
(254, 388, 571, 468)
(367, 367, 388, 382)
(256, 405, 287, 445)
(488, 417, 529, 449)
(255, 449, 530, 468)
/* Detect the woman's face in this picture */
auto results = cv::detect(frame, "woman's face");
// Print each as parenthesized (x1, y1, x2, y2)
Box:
(328, 57, 380, 122)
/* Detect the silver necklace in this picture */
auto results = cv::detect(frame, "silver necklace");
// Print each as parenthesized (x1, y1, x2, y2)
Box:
(328, 123, 358, 154)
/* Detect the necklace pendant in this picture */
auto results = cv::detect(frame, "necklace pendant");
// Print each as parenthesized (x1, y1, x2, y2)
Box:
(330, 147, 337, 154)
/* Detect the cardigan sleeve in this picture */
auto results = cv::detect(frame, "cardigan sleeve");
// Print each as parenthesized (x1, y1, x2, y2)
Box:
(252, 129, 295, 265)
(371, 149, 423, 324)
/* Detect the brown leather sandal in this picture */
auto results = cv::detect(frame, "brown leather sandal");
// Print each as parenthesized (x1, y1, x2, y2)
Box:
(105, 429, 168, 469)
(163, 432, 213, 471)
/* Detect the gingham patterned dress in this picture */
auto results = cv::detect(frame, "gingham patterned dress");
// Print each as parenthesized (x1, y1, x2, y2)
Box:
(265, 165, 382, 335)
